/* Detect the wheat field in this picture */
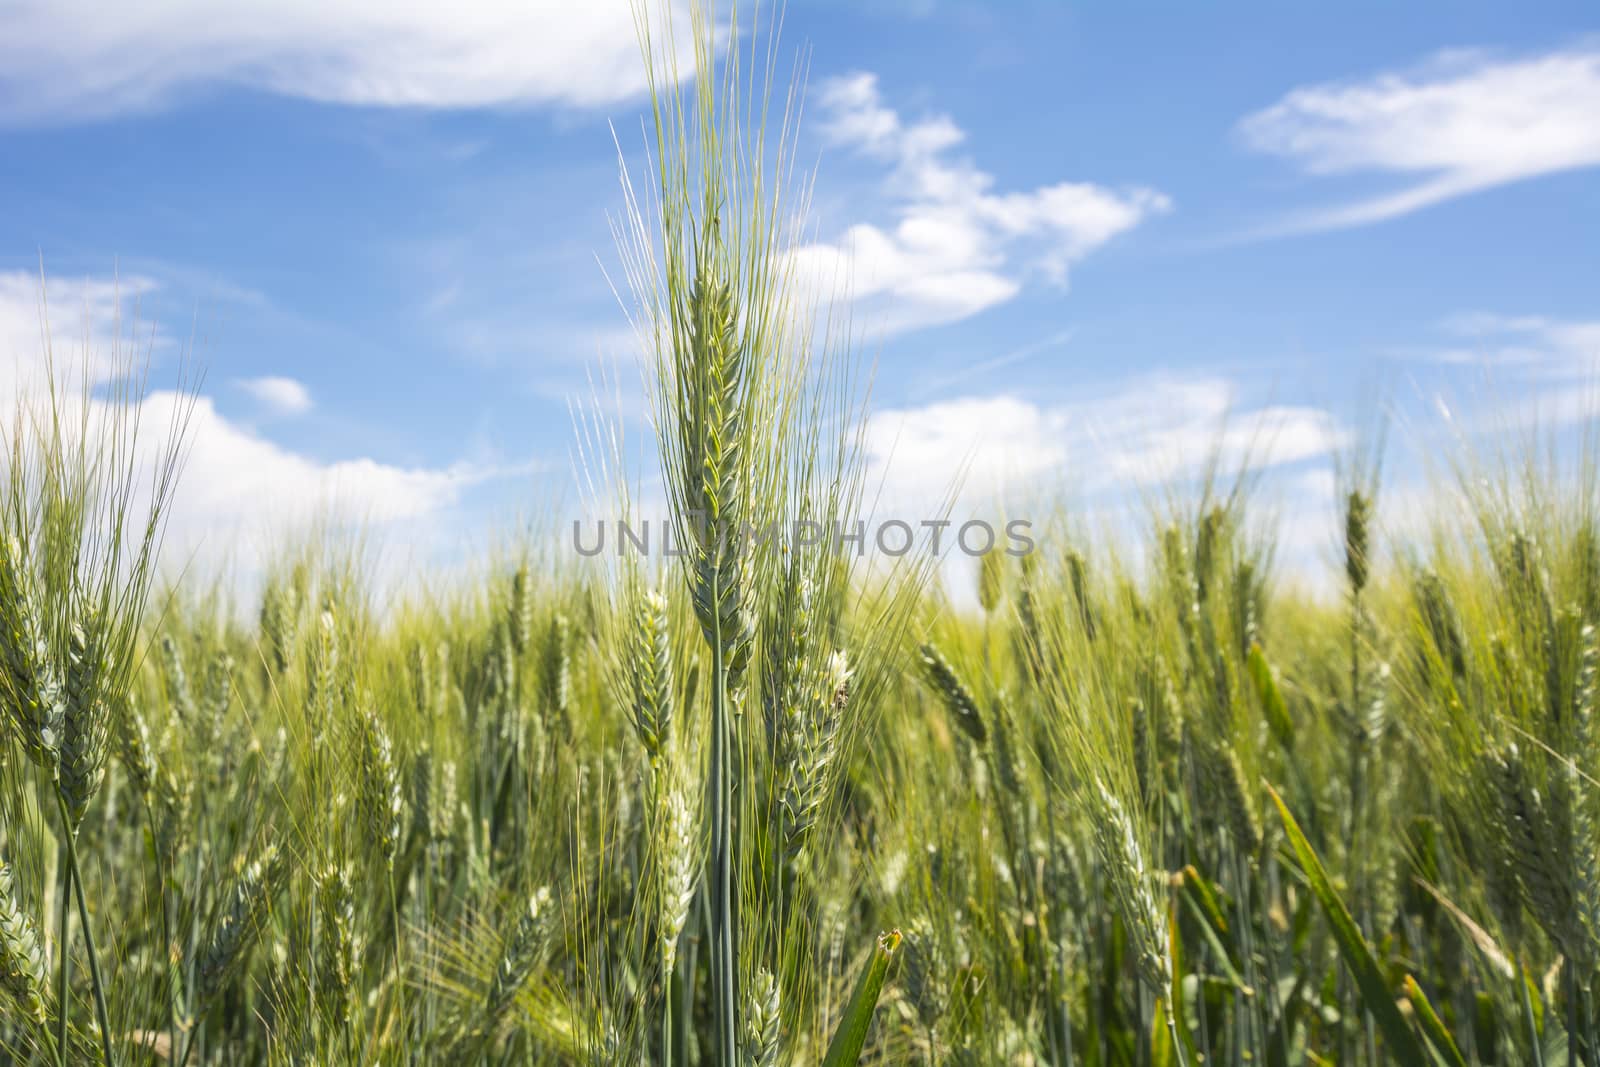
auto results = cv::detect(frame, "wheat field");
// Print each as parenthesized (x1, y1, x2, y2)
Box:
(1, 4, 1597, 1066)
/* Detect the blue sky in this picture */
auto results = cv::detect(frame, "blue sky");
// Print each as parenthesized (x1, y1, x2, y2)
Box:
(1, 1, 1597, 583)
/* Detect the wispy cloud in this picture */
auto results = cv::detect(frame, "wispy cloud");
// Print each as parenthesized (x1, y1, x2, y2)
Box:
(0, 0, 696, 123)
(236, 375, 313, 417)
(792, 73, 1169, 336)
(1418, 312, 1600, 433)
(911, 328, 1075, 399)
(1413, 312, 1600, 376)
(1239, 43, 1600, 230)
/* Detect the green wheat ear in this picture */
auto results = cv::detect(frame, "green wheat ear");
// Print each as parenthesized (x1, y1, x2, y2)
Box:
(918, 642, 986, 743)
(1089, 778, 1171, 1001)
(780, 649, 852, 861)
(0, 859, 48, 1025)
(315, 864, 358, 1033)
(540, 612, 571, 722)
(978, 548, 1006, 614)
(1344, 489, 1373, 593)
(60, 609, 111, 827)
(627, 587, 674, 763)
(681, 221, 753, 675)
(357, 707, 405, 868)
(198, 842, 284, 1008)
(0, 537, 62, 769)
(656, 750, 700, 972)
(483, 886, 555, 1032)
(743, 967, 780, 1067)
(510, 563, 534, 657)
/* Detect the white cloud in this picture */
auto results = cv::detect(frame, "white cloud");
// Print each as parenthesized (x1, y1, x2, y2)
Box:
(0, 270, 512, 576)
(791, 73, 1170, 335)
(862, 377, 1342, 611)
(151, 392, 494, 560)
(0, 0, 695, 122)
(864, 374, 1341, 518)
(236, 375, 313, 416)
(1240, 44, 1600, 229)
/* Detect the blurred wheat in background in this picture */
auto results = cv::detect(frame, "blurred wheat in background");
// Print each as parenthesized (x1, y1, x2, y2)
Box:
(0, 3, 1598, 1066)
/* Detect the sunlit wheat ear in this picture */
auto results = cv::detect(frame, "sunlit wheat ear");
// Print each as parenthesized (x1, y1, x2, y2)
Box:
(0, 537, 62, 768)
(743, 966, 780, 1067)
(357, 707, 405, 868)
(780, 650, 851, 861)
(484, 886, 555, 1030)
(315, 864, 358, 1032)
(1089, 778, 1171, 1001)
(627, 588, 673, 764)
(198, 843, 283, 1007)
(918, 643, 986, 743)
(657, 757, 699, 973)
(0, 858, 48, 1025)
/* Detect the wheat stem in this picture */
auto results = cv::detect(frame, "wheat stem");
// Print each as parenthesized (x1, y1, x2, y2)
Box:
(709, 635, 737, 1066)
(56, 792, 114, 1066)
(55, 867, 69, 1064)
